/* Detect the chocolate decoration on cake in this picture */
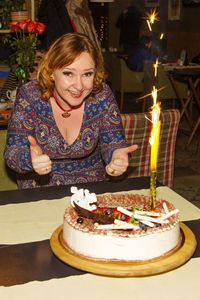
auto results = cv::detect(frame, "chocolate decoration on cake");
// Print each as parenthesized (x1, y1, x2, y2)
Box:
(73, 202, 115, 224)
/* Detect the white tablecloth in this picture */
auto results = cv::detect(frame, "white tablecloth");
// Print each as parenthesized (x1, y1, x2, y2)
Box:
(0, 186, 200, 300)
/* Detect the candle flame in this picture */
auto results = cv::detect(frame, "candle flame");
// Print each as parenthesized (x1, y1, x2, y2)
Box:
(149, 86, 161, 171)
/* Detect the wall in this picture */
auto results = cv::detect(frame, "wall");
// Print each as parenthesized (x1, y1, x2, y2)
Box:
(107, 0, 200, 61)
(166, 3, 200, 60)
(108, 0, 145, 51)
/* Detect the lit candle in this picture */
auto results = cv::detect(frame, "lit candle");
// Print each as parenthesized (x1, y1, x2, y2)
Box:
(149, 86, 161, 209)
(150, 86, 161, 172)
(143, 8, 162, 209)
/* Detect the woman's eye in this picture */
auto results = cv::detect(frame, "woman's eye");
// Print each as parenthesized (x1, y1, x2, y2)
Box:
(63, 71, 73, 77)
(84, 72, 94, 77)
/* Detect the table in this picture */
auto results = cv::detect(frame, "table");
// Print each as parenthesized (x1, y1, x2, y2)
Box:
(0, 177, 200, 300)
(167, 66, 200, 146)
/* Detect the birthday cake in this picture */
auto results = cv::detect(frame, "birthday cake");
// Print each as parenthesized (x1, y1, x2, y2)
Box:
(62, 187, 180, 261)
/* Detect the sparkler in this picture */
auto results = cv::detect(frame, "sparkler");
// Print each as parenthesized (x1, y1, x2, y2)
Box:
(145, 8, 162, 210)
(149, 86, 161, 209)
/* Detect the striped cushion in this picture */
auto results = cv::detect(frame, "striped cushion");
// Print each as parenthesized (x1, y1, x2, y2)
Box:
(121, 109, 180, 187)
(0, 72, 18, 102)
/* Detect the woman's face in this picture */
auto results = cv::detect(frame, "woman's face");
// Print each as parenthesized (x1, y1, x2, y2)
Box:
(52, 51, 95, 107)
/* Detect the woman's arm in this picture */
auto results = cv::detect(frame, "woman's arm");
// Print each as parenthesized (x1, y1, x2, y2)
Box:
(98, 84, 127, 163)
(4, 84, 36, 173)
(99, 84, 138, 176)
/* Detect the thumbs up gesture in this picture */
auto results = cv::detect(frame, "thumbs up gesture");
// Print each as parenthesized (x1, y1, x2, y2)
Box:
(28, 136, 52, 175)
(106, 144, 138, 176)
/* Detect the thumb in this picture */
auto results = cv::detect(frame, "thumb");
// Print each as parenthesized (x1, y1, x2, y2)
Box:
(28, 135, 43, 157)
(121, 144, 138, 154)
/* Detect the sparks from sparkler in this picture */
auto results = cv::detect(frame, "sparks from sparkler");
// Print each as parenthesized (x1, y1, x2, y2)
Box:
(147, 9, 159, 24)
(147, 20, 152, 31)
(154, 58, 159, 77)
(145, 9, 159, 31)
(160, 33, 164, 39)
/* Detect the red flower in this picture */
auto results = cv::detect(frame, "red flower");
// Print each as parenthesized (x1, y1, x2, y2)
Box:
(9, 20, 46, 35)
(18, 20, 28, 30)
(10, 22, 18, 32)
(27, 20, 36, 33)
(36, 22, 46, 35)
(8, 19, 46, 82)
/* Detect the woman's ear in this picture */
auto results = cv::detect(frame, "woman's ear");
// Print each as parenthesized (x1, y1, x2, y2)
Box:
(50, 74, 54, 80)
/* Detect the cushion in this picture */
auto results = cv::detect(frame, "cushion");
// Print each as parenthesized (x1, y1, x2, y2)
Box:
(0, 130, 17, 191)
(0, 72, 18, 102)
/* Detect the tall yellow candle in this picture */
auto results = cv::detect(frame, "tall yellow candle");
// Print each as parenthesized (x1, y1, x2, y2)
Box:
(149, 86, 161, 209)
(149, 86, 161, 172)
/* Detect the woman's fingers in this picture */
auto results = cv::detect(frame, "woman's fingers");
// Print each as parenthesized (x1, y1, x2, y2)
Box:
(28, 135, 52, 174)
(106, 144, 138, 176)
(28, 135, 43, 157)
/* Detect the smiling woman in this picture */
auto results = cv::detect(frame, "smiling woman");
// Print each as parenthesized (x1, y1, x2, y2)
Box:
(50, 52, 95, 112)
(4, 32, 138, 189)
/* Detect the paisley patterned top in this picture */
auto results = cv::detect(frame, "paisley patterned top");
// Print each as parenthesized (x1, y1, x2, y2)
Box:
(4, 81, 127, 189)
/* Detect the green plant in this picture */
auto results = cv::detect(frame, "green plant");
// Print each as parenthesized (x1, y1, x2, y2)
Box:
(0, 0, 26, 29)
(11, 0, 26, 12)
(0, 0, 12, 29)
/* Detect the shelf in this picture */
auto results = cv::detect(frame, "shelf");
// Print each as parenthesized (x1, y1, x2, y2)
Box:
(0, 30, 10, 34)
(0, 0, 35, 33)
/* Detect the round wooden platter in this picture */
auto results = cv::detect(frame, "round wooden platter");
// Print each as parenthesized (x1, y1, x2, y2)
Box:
(50, 223, 197, 277)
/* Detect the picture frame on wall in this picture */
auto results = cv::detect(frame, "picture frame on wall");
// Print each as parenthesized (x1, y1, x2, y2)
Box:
(168, 0, 181, 20)
(145, 0, 159, 7)
(183, 0, 200, 7)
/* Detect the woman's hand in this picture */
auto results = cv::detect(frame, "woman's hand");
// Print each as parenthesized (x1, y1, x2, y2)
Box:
(106, 145, 138, 176)
(28, 136, 52, 175)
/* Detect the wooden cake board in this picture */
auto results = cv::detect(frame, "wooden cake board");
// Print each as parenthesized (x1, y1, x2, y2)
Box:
(50, 223, 197, 277)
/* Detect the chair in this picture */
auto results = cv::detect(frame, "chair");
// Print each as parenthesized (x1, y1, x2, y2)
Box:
(121, 109, 180, 188)
(0, 129, 18, 191)
(104, 52, 144, 111)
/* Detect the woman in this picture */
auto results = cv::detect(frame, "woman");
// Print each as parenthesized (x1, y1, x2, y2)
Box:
(4, 33, 137, 189)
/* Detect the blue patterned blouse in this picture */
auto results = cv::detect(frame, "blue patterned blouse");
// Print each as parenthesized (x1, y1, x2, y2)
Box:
(4, 81, 127, 189)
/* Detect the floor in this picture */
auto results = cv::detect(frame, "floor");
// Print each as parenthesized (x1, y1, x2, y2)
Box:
(173, 132, 200, 208)
(117, 92, 200, 208)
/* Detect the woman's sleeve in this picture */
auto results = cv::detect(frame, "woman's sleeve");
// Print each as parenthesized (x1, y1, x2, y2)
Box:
(4, 85, 35, 173)
(99, 85, 127, 164)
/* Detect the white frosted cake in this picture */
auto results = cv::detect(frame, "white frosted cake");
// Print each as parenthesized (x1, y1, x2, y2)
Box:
(62, 187, 180, 261)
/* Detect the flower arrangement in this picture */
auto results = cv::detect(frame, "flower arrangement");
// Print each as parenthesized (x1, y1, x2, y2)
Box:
(9, 19, 46, 83)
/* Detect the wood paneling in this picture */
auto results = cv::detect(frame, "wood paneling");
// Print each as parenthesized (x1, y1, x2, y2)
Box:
(167, 31, 200, 61)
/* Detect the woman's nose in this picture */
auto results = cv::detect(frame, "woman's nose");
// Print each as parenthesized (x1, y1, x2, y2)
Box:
(73, 76, 83, 90)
